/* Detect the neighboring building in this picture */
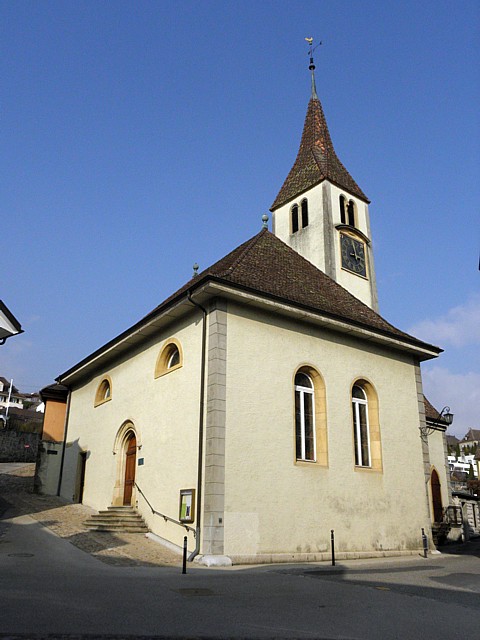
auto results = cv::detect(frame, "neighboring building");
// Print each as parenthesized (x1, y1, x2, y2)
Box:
(459, 429, 480, 454)
(0, 378, 24, 410)
(34, 383, 69, 495)
(0, 300, 22, 345)
(39, 55, 451, 564)
(18, 392, 43, 412)
(446, 434, 460, 455)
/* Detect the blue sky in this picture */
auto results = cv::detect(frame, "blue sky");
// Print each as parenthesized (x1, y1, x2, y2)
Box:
(2, 1, 478, 437)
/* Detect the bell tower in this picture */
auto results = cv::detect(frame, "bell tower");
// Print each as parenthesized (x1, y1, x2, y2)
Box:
(270, 42, 378, 311)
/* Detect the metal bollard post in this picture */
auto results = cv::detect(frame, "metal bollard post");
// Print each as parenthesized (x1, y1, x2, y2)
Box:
(421, 528, 428, 559)
(331, 529, 335, 566)
(182, 536, 187, 574)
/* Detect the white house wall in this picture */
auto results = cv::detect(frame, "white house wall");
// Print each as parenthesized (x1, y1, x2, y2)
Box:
(223, 302, 430, 562)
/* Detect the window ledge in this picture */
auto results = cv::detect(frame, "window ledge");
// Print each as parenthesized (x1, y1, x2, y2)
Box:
(354, 465, 383, 473)
(94, 396, 112, 408)
(155, 363, 183, 379)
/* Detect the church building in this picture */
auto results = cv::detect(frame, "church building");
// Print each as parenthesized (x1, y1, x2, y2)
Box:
(37, 53, 452, 564)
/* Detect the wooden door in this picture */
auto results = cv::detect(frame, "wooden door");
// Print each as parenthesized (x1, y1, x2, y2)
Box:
(431, 469, 443, 523)
(123, 434, 136, 505)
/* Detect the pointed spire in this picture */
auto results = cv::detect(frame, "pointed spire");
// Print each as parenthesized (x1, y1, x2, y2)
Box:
(306, 36, 318, 99)
(271, 42, 369, 211)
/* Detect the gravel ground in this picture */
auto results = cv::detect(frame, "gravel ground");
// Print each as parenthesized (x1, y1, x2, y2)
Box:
(0, 464, 182, 567)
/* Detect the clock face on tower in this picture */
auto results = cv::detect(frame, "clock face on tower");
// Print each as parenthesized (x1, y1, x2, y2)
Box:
(340, 233, 367, 277)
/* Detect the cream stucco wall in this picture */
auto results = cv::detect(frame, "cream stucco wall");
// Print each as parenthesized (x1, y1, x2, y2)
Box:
(427, 429, 451, 520)
(223, 303, 431, 559)
(58, 295, 435, 561)
(61, 311, 203, 550)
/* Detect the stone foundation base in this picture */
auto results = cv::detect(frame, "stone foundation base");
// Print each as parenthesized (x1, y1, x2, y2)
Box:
(226, 548, 425, 565)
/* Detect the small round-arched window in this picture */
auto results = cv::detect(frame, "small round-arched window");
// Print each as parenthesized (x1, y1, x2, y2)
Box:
(155, 338, 183, 378)
(94, 376, 112, 407)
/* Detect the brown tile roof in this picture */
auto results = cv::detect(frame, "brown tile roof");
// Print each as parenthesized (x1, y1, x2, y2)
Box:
(462, 429, 480, 442)
(58, 229, 441, 383)
(424, 396, 450, 425)
(151, 230, 439, 351)
(271, 97, 368, 210)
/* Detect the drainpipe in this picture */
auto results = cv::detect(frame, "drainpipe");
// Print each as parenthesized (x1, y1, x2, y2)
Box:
(187, 291, 207, 561)
(57, 388, 72, 497)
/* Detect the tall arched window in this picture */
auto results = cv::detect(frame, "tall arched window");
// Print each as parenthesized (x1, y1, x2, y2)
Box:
(301, 199, 309, 228)
(339, 195, 346, 224)
(352, 384, 370, 467)
(291, 204, 299, 233)
(295, 372, 316, 461)
(351, 380, 382, 470)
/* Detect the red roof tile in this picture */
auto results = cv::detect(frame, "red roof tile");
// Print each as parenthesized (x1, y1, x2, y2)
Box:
(271, 97, 368, 210)
(151, 229, 439, 351)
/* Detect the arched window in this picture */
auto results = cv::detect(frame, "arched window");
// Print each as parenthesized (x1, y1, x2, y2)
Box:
(347, 200, 356, 227)
(339, 195, 346, 224)
(352, 385, 370, 466)
(291, 204, 299, 234)
(295, 372, 316, 461)
(301, 199, 309, 228)
(351, 380, 382, 470)
(167, 346, 180, 368)
(94, 376, 112, 407)
(155, 338, 183, 378)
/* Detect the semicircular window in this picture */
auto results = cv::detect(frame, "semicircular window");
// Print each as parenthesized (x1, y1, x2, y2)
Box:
(155, 339, 183, 378)
(94, 377, 112, 407)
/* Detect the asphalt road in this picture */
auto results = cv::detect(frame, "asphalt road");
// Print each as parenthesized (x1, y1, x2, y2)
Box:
(0, 510, 479, 640)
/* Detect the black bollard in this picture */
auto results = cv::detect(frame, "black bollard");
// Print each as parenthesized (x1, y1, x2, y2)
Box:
(182, 536, 187, 574)
(331, 529, 335, 566)
(421, 528, 428, 559)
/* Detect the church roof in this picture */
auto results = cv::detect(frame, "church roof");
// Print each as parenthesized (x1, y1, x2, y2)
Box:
(58, 229, 440, 384)
(270, 95, 369, 210)
(153, 229, 436, 351)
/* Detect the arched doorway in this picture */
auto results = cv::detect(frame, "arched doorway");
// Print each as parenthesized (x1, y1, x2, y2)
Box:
(123, 432, 137, 505)
(112, 422, 141, 507)
(431, 468, 443, 523)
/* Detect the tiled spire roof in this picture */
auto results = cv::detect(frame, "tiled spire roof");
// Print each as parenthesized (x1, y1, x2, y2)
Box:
(271, 95, 369, 210)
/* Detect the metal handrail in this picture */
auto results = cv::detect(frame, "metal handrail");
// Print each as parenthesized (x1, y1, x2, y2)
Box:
(134, 482, 196, 536)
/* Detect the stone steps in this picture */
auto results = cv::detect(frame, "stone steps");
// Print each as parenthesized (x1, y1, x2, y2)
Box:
(83, 505, 148, 533)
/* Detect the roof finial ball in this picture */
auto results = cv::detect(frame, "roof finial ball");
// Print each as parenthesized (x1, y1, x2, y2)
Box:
(262, 214, 269, 230)
(305, 36, 322, 99)
(192, 263, 199, 277)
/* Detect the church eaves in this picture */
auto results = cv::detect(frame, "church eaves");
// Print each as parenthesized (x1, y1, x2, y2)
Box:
(57, 229, 440, 385)
(153, 229, 437, 351)
(270, 95, 369, 211)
